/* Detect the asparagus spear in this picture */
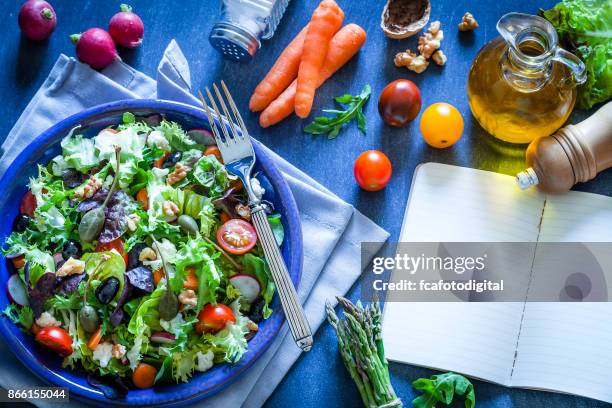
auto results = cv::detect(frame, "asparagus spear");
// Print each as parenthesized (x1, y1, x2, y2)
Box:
(326, 297, 402, 408)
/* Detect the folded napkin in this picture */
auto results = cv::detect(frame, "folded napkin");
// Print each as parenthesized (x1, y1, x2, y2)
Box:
(0, 40, 389, 408)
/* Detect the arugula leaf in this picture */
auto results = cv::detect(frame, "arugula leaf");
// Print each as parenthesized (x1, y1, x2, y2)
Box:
(191, 155, 231, 197)
(412, 372, 475, 408)
(304, 85, 371, 139)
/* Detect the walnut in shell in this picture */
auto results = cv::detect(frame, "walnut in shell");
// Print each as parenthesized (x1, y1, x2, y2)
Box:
(381, 0, 431, 39)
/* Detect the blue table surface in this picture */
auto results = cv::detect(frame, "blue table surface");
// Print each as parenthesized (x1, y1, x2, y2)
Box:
(1, 0, 611, 407)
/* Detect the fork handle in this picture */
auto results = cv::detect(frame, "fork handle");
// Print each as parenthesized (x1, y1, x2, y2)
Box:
(250, 206, 313, 352)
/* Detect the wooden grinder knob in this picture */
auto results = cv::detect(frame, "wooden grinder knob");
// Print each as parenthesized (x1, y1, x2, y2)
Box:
(517, 101, 612, 193)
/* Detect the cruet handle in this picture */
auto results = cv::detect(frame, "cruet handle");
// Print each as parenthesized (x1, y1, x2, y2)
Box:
(553, 46, 587, 88)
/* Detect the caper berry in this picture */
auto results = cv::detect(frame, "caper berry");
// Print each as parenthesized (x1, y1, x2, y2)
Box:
(79, 305, 100, 333)
(178, 214, 199, 236)
(62, 240, 82, 260)
(162, 151, 182, 169)
(13, 213, 31, 232)
(95, 277, 120, 304)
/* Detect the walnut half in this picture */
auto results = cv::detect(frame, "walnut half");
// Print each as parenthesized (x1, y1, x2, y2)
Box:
(458, 12, 478, 31)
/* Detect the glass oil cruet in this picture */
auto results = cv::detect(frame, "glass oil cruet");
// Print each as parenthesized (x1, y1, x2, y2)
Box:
(467, 13, 587, 144)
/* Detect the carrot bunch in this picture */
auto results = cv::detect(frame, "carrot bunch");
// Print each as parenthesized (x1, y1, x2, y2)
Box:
(249, 0, 366, 128)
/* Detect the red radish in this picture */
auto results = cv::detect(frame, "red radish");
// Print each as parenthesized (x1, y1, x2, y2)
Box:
(109, 4, 144, 49)
(70, 28, 120, 70)
(229, 274, 260, 303)
(18, 0, 56, 41)
(7, 274, 29, 307)
(150, 332, 176, 344)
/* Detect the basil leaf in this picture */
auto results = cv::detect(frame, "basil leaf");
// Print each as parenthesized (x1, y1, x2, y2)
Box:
(412, 372, 476, 408)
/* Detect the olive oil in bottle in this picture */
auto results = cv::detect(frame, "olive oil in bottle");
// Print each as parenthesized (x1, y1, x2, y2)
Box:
(467, 13, 586, 144)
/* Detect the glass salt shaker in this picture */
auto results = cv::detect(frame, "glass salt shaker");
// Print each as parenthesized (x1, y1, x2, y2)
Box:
(209, 0, 291, 62)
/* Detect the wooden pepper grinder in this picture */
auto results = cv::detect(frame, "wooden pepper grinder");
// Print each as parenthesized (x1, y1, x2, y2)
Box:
(516, 101, 612, 193)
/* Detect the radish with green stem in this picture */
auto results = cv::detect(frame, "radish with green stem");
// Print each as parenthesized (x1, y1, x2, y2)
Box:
(18, 0, 56, 41)
(71, 28, 120, 70)
(109, 4, 144, 48)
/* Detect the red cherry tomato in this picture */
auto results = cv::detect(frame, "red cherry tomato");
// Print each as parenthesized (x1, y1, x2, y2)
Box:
(20, 191, 37, 216)
(378, 79, 422, 127)
(216, 219, 257, 255)
(354, 150, 392, 191)
(96, 238, 128, 265)
(35, 326, 73, 356)
(195, 303, 236, 334)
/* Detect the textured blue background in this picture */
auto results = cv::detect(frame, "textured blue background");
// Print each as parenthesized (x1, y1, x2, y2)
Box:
(1, 0, 610, 407)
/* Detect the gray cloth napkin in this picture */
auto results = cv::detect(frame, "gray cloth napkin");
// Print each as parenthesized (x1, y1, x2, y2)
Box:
(0, 40, 389, 407)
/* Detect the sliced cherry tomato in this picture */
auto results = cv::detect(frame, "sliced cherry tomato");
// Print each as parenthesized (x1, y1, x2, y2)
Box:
(216, 219, 257, 255)
(419, 102, 464, 148)
(96, 239, 128, 265)
(19, 191, 37, 216)
(195, 303, 236, 334)
(136, 188, 148, 210)
(153, 150, 169, 168)
(354, 150, 392, 191)
(204, 145, 223, 163)
(35, 326, 73, 356)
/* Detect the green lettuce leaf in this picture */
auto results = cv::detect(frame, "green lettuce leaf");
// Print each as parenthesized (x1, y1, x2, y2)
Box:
(156, 120, 205, 152)
(542, 0, 612, 108)
(191, 155, 231, 197)
(3, 304, 34, 330)
(59, 132, 99, 171)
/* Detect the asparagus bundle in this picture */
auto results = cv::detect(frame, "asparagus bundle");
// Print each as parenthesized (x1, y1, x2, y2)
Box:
(325, 297, 402, 408)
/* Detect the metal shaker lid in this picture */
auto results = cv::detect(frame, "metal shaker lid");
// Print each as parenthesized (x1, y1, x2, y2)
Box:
(209, 22, 261, 62)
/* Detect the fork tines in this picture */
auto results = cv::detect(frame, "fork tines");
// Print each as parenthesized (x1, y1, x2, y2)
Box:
(198, 81, 248, 147)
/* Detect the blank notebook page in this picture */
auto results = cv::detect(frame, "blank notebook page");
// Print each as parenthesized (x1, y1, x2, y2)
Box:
(511, 191, 612, 403)
(383, 163, 545, 385)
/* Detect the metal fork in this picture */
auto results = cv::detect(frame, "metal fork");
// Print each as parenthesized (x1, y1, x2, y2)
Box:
(199, 81, 313, 352)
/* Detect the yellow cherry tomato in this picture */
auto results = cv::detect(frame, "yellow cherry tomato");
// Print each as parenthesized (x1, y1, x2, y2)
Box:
(419, 102, 464, 148)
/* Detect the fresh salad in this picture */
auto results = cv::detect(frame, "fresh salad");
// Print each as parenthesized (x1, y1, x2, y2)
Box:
(2, 113, 281, 392)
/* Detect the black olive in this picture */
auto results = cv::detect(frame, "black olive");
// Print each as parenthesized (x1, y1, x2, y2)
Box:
(13, 213, 31, 232)
(248, 296, 265, 323)
(96, 277, 120, 304)
(62, 240, 82, 260)
(161, 151, 182, 169)
(127, 243, 147, 270)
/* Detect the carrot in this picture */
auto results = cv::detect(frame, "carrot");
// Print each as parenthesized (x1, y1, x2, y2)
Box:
(87, 327, 102, 350)
(183, 266, 199, 290)
(136, 188, 148, 210)
(153, 150, 169, 168)
(249, 25, 309, 112)
(204, 145, 223, 163)
(220, 212, 231, 224)
(12, 255, 26, 269)
(132, 363, 158, 389)
(153, 268, 165, 286)
(294, 0, 344, 119)
(260, 23, 366, 128)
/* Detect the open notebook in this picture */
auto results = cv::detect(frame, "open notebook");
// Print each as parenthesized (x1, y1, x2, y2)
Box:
(382, 163, 612, 403)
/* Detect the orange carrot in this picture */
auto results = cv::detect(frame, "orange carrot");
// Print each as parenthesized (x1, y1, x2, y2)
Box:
(183, 266, 199, 290)
(294, 0, 344, 119)
(136, 188, 148, 210)
(249, 25, 309, 112)
(153, 268, 165, 286)
(260, 23, 366, 128)
(87, 327, 102, 350)
(132, 363, 158, 389)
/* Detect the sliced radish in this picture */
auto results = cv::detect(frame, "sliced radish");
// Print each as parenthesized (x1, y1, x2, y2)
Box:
(7, 274, 29, 306)
(150, 332, 176, 344)
(229, 274, 260, 303)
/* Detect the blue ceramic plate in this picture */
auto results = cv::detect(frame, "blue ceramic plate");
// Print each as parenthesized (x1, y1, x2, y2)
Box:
(0, 100, 302, 407)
